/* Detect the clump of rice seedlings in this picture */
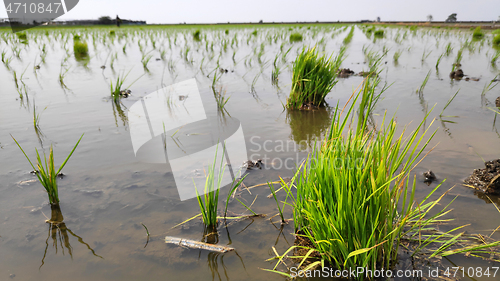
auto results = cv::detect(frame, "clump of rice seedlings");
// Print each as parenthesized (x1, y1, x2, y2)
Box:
(342, 26, 355, 44)
(393, 50, 402, 63)
(141, 52, 153, 70)
(269, 87, 500, 278)
(417, 69, 432, 94)
(472, 26, 484, 40)
(195, 146, 245, 230)
(493, 34, 500, 47)
(271, 52, 281, 85)
(11, 134, 84, 205)
(193, 30, 201, 41)
(110, 70, 143, 101)
(287, 46, 345, 109)
(373, 29, 384, 38)
(16, 32, 27, 41)
(109, 30, 116, 36)
(289, 33, 303, 42)
(73, 40, 89, 60)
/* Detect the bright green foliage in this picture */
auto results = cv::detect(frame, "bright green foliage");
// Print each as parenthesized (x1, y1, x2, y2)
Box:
(374, 29, 384, 38)
(73, 41, 89, 59)
(287, 46, 345, 109)
(493, 34, 500, 46)
(289, 33, 303, 42)
(193, 30, 201, 41)
(472, 27, 484, 39)
(12, 134, 84, 205)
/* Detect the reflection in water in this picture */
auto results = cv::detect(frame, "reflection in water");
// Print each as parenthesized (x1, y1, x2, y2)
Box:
(287, 107, 332, 149)
(474, 191, 500, 207)
(40, 204, 102, 269)
(112, 99, 128, 127)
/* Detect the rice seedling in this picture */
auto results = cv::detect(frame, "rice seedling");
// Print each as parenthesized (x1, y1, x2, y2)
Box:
(421, 48, 432, 62)
(435, 53, 444, 69)
(493, 34, 500, 47)
(472, 26, 484, 40)
(58, 66, 70, 89)
(357, 75, 386, 131)
(11, 134, 84, 205)
(109, 70, 143, 101)
(141, 52, 153, 70)
(481, 75, 499, 96)
(16, 32, 27, 41)
(195, 146, 245, 230)
(287, 46, 344, 109)
(268, 181, 287, 225)
(268, 87, 500, 278)
(73, 40, 89, 60)
(492, 51, 500, 65)
(212, 86, 230, 112)
(373, 29, 384, 38)
(417, 69, 432, 94)
(439, 89, 460, 123)
(289, 33, 303, 42)
(193, 30, 201, 41)
(445, 42, 453, 56)
(452, 48, 463, 72)
(342, 26, 355, 45)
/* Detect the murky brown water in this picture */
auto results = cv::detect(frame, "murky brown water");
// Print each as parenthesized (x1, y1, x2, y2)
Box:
(1, 25, 500, 280)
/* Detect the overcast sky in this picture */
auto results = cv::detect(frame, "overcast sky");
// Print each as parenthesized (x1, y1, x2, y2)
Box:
(1, 0, 500, 24)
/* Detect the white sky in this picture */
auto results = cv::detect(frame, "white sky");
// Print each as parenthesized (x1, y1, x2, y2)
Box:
(1, 0, 499, 24)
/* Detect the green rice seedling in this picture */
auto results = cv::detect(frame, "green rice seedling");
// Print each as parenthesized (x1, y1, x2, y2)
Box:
(16, 32, 27, 41)
(373, 29, 384, 38)
(435, 53, 444, 69)
(194, 146, 226, 230)
(59, 66, 70, 89)
(452, 48, 463, 71)
(493, 34, 500, 47)
(439, 89, 460, 122)
(73, 40, 89, 60)
(271, 52, 281, 85)
(417, 69, 432, 94)
(421, 48, 432, 62)
(193, 30, 201, 41)
(110, 70, 143, 101)
(287, 46, 345, 109)
(492, 51, 500, 65)
(357, 75, 386, 131)
(289, 33, 303, 42)
(268, 181, 286, 225)
(212, 86, 230, 112)
(141, 53, 153, 70)
(342, 26, 355, 45)
(481, 75, 499, 96)
(472, 26, 484, 40)
(445, 42, 453, 56)
(268, 88, 500, 278)
(11, 134, 84, 205)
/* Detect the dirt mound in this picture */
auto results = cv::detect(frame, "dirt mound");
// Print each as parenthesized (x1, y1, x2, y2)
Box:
(449, 69, 464, 80)
(464, 159, 500, 194)
(338, 68, 355, 78)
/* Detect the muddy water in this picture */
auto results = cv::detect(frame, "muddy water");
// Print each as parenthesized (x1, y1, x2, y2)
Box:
(1, 25, 500, 280)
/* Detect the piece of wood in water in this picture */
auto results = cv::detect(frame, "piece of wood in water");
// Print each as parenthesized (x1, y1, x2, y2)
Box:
(165, 236, 234, 253)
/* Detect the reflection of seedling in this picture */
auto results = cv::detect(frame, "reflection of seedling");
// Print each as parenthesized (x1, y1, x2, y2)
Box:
(11, 134, 84, 205)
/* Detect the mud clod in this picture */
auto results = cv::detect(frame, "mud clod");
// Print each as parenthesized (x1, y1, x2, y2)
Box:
(449, 69, 464, 80)
(464, 159, 500, 194)
(423, 170, 436, 185)
(338, 68, 355, 78)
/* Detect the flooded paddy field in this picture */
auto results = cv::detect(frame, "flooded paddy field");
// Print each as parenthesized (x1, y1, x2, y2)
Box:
(1, 24, 500, 280)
